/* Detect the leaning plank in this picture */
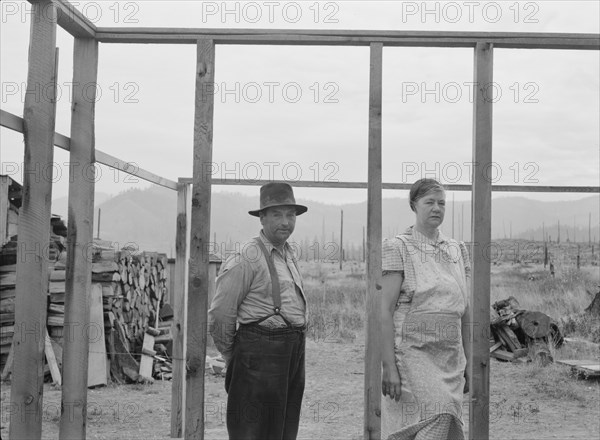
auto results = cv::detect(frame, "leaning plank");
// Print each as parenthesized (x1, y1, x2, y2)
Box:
(60, 36, 99, 439)
(364, 42, 383, 440)
(112, 324, 139, 382)
(44, 330, 62, 386)
(490, 349, 515, 362)
(9, 2, 57, 438)
(87, 284, 107, 388)
(556, 359, 600, 378)
(469, 42, 494, 440)
(489, 341, 503, 353)
(185, 39, 215, 440)
(171, 181, 190, 438)
(493, 325, 522, 352)
(1, 340, 14, 380)
(138, 332, 155, 382)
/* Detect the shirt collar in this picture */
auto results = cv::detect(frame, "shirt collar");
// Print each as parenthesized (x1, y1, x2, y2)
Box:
(259, 230, 292, 258)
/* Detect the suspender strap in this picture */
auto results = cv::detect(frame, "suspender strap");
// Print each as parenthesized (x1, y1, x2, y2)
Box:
(254, 238, 282, 315)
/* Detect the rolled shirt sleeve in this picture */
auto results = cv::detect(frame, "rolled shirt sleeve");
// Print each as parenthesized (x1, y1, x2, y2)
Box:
(208, 254, 254, 364)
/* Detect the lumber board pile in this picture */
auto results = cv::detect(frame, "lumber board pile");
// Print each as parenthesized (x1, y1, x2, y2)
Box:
(1, 215, 67, 378)
(490, 296, 563, 366)
(1, 233, 172, 384)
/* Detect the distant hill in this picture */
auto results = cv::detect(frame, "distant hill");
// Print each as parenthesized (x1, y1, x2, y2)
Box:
(51, 187, 599, 256)
(51, 192, 111, 219)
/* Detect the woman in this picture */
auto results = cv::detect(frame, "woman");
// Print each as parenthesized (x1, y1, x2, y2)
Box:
(381, 178, 471, 440)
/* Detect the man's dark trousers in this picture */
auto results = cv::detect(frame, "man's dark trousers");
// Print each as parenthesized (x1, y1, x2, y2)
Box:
(225, 323, 305, 440)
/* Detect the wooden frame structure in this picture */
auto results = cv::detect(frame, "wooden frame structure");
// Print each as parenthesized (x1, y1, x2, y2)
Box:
(2, 1, 599, 439)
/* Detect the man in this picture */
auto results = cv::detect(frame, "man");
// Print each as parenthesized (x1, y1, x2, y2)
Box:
(208, 182, 308, 440)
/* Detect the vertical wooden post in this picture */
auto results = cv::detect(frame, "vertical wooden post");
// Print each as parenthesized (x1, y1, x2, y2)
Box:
(171, 180, 190, 438)
(97, 208, 101, 239)
(9, 2, 57, 438)
(469, 42, 493, 440)
(452, 193, 455, 238)
(339, 209, 344, 270)
(364, 42, 383, 440)
(185, 39, 215, 440)
(59, 36, 99, 440)
(0, 175, 9, 246)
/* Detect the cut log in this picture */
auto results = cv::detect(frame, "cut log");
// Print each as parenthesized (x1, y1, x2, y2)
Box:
(528, 338, 553, 367)
(516, 311, 551, 339)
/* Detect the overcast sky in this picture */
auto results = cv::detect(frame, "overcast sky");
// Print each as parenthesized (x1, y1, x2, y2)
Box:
(1, 1, 599, 205)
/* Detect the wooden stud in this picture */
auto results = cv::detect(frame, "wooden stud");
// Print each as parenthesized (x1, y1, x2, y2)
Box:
(469, 42, 494, 440)
(0, 175, 9, 246)
(9, 2, 57, 438)
(185, 38, 215, 440)
(364, 42, 383, 440)
(171, 180, 190, 438)
(59, 36, 99, 440)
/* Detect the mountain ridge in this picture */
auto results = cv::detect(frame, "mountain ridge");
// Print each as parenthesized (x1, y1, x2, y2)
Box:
(50, 187, 599, 255)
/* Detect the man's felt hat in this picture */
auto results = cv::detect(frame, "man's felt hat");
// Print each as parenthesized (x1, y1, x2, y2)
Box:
(248, 182, 308, 217)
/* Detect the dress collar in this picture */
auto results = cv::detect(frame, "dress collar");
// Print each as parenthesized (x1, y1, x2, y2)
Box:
(401, 225, 448, 246)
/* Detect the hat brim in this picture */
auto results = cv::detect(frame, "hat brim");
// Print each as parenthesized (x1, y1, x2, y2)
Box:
(248, 204, 308, 217)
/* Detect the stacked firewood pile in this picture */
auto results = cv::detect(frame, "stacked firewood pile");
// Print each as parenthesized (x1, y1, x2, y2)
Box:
(490, 296, 563, 366)
(98, 244, 172, 383)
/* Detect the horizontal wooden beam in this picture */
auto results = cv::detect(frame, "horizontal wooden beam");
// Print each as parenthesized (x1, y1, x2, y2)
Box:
(1, 110, 177, 191)
(3, 110, 597, 194)
(180, 178, 599, 193)
(95, 28, 600, 49)
(27, 0, 96, 38)
(95, 150, 178, 191)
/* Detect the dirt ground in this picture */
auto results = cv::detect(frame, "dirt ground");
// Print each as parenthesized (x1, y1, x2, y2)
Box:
(1, 333, 599, 440)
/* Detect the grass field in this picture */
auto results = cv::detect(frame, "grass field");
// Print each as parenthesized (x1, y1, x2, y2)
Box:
(1, 247, 598, 439)
(299, 254, 599, 427)
(301, 256, 599, 345)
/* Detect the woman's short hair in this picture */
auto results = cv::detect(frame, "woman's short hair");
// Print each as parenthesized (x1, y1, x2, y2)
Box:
(409, 178, 445, 212)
